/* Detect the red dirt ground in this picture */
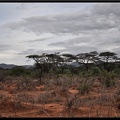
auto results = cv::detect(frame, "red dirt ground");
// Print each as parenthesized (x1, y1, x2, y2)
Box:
(0, 78, 120, 118)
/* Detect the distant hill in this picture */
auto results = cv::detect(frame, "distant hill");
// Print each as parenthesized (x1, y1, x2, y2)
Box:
(0, 62, 80, 70)
(0, 63, 17, 69)
(22, 65, 33, 69)
(0, 63, 33, 69)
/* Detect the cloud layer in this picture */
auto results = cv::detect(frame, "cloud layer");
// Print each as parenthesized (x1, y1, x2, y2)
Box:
(0, 3, 120, 65)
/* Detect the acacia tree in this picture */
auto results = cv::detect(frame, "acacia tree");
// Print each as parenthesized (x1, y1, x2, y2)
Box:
(26, 54, 49, 84)
(61, 53, 77, 74)
(26, 53, 64, 81)
(46, 53, 77, 74)
(88, 51, 104, 71)
(76, 52, 95, 72)
(26, 51, 119, 79)
(45, 52, 64, 74)
(110, 55, 119, 70)
(99, 51, 117, 71)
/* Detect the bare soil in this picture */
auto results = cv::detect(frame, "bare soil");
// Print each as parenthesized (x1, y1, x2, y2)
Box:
(0, 77, 120, 118)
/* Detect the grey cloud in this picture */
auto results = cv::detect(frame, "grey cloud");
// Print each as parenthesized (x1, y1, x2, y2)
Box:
(0, 45, 9, 51)
(48, 36, 96, 48)
(113, 48, 120, 56)
(98, 38, 120, 46)
(16, 3, 28, 10)
(47, 29, 120, 56)
(16, 49, 37, 55)
(24, 37, 54, 43)
(16, 37, 120, 57)
(16, 48, 66, 56)
(48, 36, 98, 55)
(4, 3, 120, 35)
(67, 46, 98, 55)
(92, 3, 120, 16)
(48, 41, 65, 46)
(3, 3, 120, 59)
(16, 3, 42, 10)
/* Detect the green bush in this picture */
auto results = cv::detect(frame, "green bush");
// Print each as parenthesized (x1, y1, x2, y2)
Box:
(101, 70, 115, 88)
(79, 71, 90, 77)
(103, 79, 115, 88)
(117, 63, 120, 69)
(0, 70, 8, 82)
(62, 69, 71, 75)
(0, 71, 5, 82)
(29, 69, 40, 78)
(10, 66, 26, 76)
(77, 80, 91, 94)
(90, 67, 101, 76)
(114, 68, 120, 74)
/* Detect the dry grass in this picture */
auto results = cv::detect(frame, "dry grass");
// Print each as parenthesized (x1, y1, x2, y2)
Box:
(0, 75, 120, 117)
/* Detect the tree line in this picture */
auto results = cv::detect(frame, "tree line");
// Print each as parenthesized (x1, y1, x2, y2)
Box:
(26, 51, 120, 84)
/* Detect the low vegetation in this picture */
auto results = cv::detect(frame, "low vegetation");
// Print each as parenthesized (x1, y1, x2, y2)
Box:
(0, 51, 120, 117)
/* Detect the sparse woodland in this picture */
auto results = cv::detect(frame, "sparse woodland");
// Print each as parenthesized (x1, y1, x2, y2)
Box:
(0, 51, 120, 117)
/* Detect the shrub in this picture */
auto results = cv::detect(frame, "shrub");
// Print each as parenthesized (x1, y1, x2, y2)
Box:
(77, 80, 91, 95)
(29, 69, 42, 79)
(114, 69, 120, 75)
(113, 82, 120, 101)
(100, 70, 115, 88)
(15, 93, 35, 104)
(0, 70, 6, 82)
(65, 99, 74, 109)
(90, 67, 101, 76)
(117, 63, 120, 69)
(10, 66, 26, 76)
(15, 77, 36, 91)
(79, 71, 86, 77)
(0, 82, 4, 90)
(59, 85, 69, 92)
(37, 92, 51, 104)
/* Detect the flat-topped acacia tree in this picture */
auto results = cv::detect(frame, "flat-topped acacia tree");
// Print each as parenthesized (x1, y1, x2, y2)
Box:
(88, 51, 104, 72)
(26, 54, 49, 84)
(26, 55, 41, 84)
(61, 53, 77, 74)
(76, 52, 98, 72)
(26, 53, 64, 83)
(26, 51, 119, 80)
(45, 52, 63, 73)
(99, 51, 117, 71)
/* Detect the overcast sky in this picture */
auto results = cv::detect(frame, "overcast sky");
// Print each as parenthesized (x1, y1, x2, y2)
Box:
(0, 3, 120, 65)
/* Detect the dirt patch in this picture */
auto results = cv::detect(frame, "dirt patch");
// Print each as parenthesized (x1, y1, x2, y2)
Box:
(0, 78, 120, 117)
